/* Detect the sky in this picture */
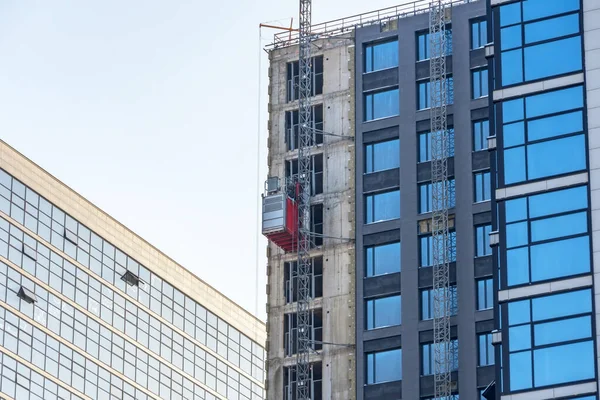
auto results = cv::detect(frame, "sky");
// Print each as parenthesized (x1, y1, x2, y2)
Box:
(0, 0, 410, 321)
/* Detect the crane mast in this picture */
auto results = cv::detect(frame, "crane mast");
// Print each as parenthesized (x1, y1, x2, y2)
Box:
(430, 1, 452, 399)
(296, 0, 313, 399)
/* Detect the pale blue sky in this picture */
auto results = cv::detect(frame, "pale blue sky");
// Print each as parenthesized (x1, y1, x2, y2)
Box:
(0, 0, 408, 320)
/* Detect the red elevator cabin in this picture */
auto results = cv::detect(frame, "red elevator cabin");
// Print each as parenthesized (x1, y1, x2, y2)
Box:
(262, 177, 299, 253)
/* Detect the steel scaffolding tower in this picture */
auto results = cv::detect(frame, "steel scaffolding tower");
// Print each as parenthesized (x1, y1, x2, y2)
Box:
(430, 1, 452, 400)
(296, 0, 313, 398)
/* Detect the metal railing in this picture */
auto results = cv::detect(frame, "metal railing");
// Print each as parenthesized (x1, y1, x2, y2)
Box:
(268, 0, 479, 49)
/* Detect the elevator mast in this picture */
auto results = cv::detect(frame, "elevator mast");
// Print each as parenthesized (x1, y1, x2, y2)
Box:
(296, 0, 313, 398)
(430, 1, 452, 399)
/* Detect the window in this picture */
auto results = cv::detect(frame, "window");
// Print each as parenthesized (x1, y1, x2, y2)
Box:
(419, 179, 456, 214)
(287, 56, 324, 102)
(504, 185, 590, 287)
(367, 348, 402, 384)
(475, 225, 492, 257)
(365, 88, 399, 121)
(473, 119, 489, 151)
(366, 242, 400, 277)
(365, 190, 400, 224)
(420, 231, 456, 267)
(418, 77, 454, 110)
(417, 29, 453, 61)
(478, 333, 494, 366)
(498, 0, 581, 87)
(285, 105, 323, 151)
(285, 154, 323, 195)
(477, 278, 493, 310)
(418, 128, 455, 162)
(284, 310, 322, 356)
(311, 204, 323, 247)
(365, 139, 400, 173)
(505, 289, 594, 391)
(366, 295, 401, 330)
(284, 258, 323, 303)
(421, 286, 458, 320)
(501, 85, 585, 185)
(474, 171, 491, 202)
(472, 68, 489, 99)
(365, 40, 398, 73)
(284, 363, 322, 400)
(471, 19, 487, 49)
(422, 340, 458, 375)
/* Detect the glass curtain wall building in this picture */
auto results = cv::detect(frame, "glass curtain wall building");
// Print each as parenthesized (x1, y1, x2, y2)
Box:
(0, 142, 266, 400)
(489, 0, 600, 398)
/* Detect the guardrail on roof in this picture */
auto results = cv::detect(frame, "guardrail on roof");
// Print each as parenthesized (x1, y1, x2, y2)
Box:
(267, 0, 479, 49)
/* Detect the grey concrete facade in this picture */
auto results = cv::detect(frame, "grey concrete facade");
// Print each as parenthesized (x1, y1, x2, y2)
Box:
(354, 1, 492, 399)
(264, 35, 356, 400)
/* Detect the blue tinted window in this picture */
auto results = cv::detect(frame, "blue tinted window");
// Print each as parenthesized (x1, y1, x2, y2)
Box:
(419, 179, 456, 213)
(527, 135, 586, 180)
(365, 139, 400, 173)
(477, 333, 495, 367)
(530, 236, 590, 282)
(419, 129, 455, 162)
(474, 171, 491, 202)
(526, 86, 583, 118)
(506, 197, 527, 223)
(475, 225, 492, 257)
(522, 0, 579, 21)
(534, 341, 594, 387)
(506, 290, 594, 391)
(366, 190, 400, 224)
(472, 68, 489, 99)
(503, 121, 525, 148)
(504, 186, 590, 286)
(473, 119, 489, 151)
(498, 0, 581, 87)
(500, 3, 521, 27)
(525, 14, 579, 44)
(501, 25, 522, 50)
(509, 325, 531, 351)
(524, 36, 582, 81)
(367, 348, 402, 384)
(366, 295, 401, 330)
(471, 19, 487, 49)
(420, 232, 456, 267)
(528, 186, 587, 218)
(422, 340, 459, 374)
(501, 49, 524, 86)
(476, 278, 493, 310)
(507, 247, 529, 286)
(532, 290, 592, 322)
(365, 40, 399, 73)
(421, 286, 458, 320)
(530, 212, 586, 242)
(510, 351, 533, 390)
(417, 30, 453, 61)
(366, 242, 401, 277)
(527, 111, 583, 141)
(502, 86, 586, 185)
(534, 316, 591, 346)
(418, 78, 454, 110)
(365, 88, 399, 121)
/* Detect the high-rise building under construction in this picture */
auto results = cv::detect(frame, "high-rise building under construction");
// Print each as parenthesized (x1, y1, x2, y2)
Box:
(263, 0, 600, 399)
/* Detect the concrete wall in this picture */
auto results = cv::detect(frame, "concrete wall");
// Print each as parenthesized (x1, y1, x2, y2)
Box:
(265, 34, 356, 400)
(354, 2, 490, 399)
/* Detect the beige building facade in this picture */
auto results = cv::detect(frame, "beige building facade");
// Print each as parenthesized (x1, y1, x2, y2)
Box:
(0, 140, 265, 400)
